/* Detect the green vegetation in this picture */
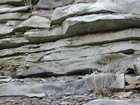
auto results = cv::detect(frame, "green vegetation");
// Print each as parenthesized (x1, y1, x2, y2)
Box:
(94, 87, 111, 97)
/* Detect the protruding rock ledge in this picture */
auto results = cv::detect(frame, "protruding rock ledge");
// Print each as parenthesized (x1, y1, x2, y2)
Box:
(0, 5, 30, 13)
(0, 24, 15, 36)
(51, 3, 114, 25)
(51, 0, 140, 25)
(1, 41, 140, 77)
(0, 12, 31, 23)
(0, 37, 29, 49)
(62, 14, 140, 36)
(23, 26, 140, 44)
(15, 16, 50, 32)
(0, 0, 23, 6)
(24, 26, 63, 43)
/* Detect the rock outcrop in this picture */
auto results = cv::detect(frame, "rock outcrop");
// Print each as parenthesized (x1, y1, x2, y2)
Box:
(0, 0, 140, 104)
(0, 0, 140, 77)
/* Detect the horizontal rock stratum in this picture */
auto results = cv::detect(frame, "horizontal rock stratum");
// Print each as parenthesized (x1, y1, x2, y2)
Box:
(0, 0, 140, 77)
(0, 0, 140, 104)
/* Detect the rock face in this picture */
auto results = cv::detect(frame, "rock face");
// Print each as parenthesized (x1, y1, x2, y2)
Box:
(0, 0, 140, 77)
(0, 0, 140, 102)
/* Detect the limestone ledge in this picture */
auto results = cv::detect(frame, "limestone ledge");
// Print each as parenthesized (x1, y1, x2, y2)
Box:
(0, 28, 139, 51)
(0, 0, 140, 78)
(0, 40, 140, 77)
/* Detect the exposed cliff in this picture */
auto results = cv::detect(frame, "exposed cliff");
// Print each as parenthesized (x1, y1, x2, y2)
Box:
(0, 0, 140, 77)
(0, 0, 140, 104)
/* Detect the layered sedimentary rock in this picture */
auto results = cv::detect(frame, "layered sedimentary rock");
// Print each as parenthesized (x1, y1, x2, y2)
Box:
(0, 0, 140, 102)
(0, 0, 140, 77)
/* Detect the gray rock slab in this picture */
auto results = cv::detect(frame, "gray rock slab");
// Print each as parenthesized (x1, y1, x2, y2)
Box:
(1, 38, 140, 77)
(21, 39, 68, 53)
(15, 16, 50, 31)
(55, 28, 140, 47)
(0, 0, 22, 6)
(74, 0, 97, 4)
(0, 37, 29, 49)
(62, 14, 140, 36)
(51, 0, 140, 25)
(1, 28, 139, 56)
(0, 20, 23, 36)
(0, 76, 12, 84)
(136, 76, 140, 81)
(0, 39, 69, 57)
(0, 39, 138, 58)
(84, 99, 140, 105)
(83, 73, 115, 91)
(0, 79, 88, 96)
(40, 41, 140, 62)
(0, 5, 30, 13)
(0, 56, 27, 71)
(0, 82, 44, 96)
(22, 43, 140, 76)
(110, 73, 125, 91)
(0, 12, 31, 23)
(43, 79, 88, 95)
(32, 10, 54, 20)
(35, 0, 74, 9)
(24, 27, 140, 44)
(1, 40, 140, 77)
(24, 26, 63, 43)
(115, 55, 140, 73)
(96, 0, 140, 14)
(115, 92, 133, 99)
(51, 3, 111, 25)
(25, 93, 46, 98)
(0, 24, 15, 36)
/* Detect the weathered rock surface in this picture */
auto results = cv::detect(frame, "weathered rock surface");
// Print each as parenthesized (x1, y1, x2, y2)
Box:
(23, 27, 140, 44)
(32, 10, 53, 20)
(1, 40, 140, 77)
(115, 92, 133, 99)
(0, 24, 15, 36)
(62, 14, 140, 36)
(0, 0, 22, 6)
(0, 76, 12, 84)
(0, 5, 30, 13)
(0, 12, 30, 23)
(51, 3, 112, 25)
(25, 93, 46, 98)
(0, 79, 88, 96)
(24, 26, 63, 43)
(15, 16, 50, 31)
(0, 37, 29, 49)
(0, 0, 140, 104)
(84, 73, 115, 90)
(51, 0, 140, 25)
(110, 74, 125, 91)
(125, 75, 140, 85)
(74, 0, 97, 4)
(84, 99, 140, 105)
(36, 0, 74, 9)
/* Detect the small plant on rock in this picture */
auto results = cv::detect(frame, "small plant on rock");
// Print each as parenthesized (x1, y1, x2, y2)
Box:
(94, 87, 111, 97)
(22, 0, 39, 10)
